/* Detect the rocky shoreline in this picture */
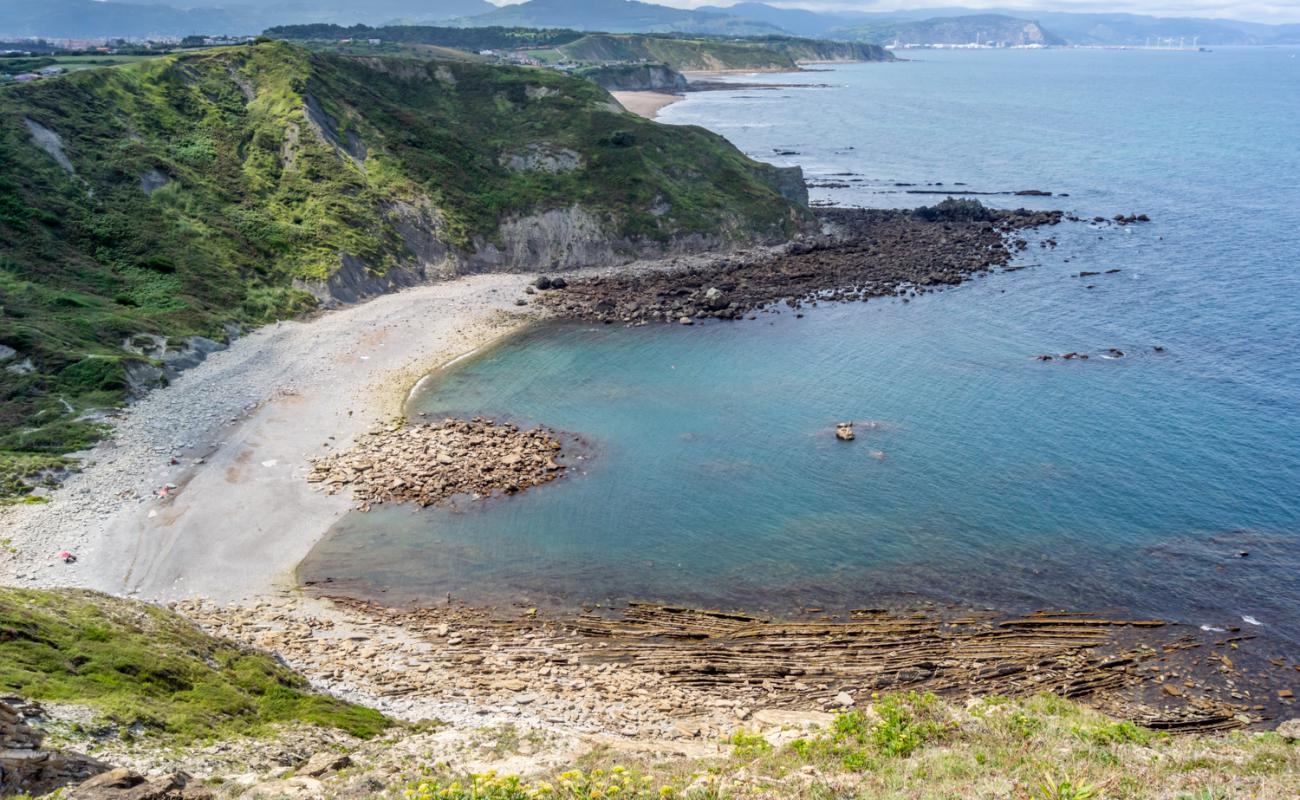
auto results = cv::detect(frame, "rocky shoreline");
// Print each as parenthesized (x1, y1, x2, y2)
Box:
(537, 202, 1062, 325)
(181, 595, 1293, 742)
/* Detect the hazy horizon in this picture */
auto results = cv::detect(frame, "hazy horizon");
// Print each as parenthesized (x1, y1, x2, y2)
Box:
(483, 0, 1300, 26)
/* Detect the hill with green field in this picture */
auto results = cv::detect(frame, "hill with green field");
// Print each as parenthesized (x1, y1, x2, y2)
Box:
(0, 40, 809, 497)
(528, 32, 893, 71)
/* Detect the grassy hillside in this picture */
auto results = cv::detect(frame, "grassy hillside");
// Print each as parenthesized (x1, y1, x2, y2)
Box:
(265, 22, 586, 52)
(529, 32, 892, 70)
(0, 40, 806, 497)
(0, 588, 390, 741)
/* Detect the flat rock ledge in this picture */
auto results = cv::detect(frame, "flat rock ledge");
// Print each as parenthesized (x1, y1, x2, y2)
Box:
(307, 417, 565, 511)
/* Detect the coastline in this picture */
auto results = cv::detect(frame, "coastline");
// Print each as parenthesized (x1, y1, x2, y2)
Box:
(0, 242, 788, 603)
(0, 273, 541, 603)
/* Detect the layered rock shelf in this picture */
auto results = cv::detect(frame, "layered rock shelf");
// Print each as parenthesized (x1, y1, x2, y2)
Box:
(307, 417, 566, 511)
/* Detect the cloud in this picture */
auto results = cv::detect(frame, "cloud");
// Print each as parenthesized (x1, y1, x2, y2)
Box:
(643, 0, 1300, 25)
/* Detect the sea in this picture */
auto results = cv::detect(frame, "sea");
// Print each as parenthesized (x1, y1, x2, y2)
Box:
(300, 48, 1300, 655)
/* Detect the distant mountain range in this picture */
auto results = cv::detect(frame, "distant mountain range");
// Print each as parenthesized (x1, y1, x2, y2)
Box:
(459, 0, 784, 36)
(829, 14, 1064, 47)
(0, 0, 494, 39)
(3, 0, 1299, 46)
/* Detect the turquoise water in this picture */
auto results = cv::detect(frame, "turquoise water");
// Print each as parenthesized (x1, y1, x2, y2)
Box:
(302, 49, 1300, 650)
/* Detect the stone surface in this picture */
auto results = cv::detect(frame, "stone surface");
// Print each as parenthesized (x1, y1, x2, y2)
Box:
(238, 776, 325, 799)
(1, 698, 109, 796)
(298, 751, 352, 778)
(1277, 718, 1300, 741)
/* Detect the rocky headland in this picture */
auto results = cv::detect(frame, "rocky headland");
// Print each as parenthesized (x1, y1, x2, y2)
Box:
(538, 202, 1062, 325)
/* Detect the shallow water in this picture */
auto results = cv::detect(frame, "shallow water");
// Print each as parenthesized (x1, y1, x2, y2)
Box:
(301, 49, 1300, 653)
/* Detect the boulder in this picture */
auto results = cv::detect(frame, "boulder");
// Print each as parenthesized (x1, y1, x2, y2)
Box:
(238, 777, 324, 800)
(1278, 718, 1300, 741)
(703, 287, 728, 311)
(297, 751, 352, 778)
(835, 422, 855, 441)
(67, 770, 201, 800)
(752, 709, 835, 730)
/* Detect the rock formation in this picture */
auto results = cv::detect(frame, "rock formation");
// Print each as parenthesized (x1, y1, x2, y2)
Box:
(307, 417, 567, 511)
(0, 698, 106, 796)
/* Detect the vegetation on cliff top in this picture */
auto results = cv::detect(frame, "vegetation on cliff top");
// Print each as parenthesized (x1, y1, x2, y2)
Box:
(0, 40, 805, 498)
(267, 24, 894, 71)
(529, 32, 893, 71)
(0, 588, 391, 741)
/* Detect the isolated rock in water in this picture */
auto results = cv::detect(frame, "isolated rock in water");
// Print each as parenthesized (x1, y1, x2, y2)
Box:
(836, 422, 855, 441)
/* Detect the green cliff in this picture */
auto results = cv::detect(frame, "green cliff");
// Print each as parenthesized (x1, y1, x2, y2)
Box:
(531, 32, 894, 71)
(0, 40, 809, 495)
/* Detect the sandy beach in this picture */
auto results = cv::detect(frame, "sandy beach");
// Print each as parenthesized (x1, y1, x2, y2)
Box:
(0, 273, 538, 603)
(611, 90, 683, 119)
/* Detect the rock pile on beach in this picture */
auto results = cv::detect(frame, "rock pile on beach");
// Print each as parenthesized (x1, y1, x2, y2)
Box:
(538, 204, 1063, 325)
(307, 417, 565, 511)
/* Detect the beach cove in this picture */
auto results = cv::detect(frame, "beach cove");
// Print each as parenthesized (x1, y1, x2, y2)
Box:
(1, 47, 1296, 781)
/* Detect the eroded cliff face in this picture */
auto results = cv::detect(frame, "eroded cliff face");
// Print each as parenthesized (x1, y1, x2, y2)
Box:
(297, 200, 806, 306)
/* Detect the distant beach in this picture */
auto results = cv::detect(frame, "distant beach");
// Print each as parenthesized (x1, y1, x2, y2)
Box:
(611, 89, 683, 118)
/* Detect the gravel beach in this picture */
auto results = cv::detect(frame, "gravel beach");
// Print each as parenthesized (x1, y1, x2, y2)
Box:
(0, 273, 538, 602)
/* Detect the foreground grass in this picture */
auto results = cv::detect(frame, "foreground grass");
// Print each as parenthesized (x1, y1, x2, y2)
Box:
(403, 693, 1298, 800)
(0, 588, 391, 742)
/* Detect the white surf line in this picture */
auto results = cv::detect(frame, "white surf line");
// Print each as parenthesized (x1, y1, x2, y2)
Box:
(403, 346, 484, 406)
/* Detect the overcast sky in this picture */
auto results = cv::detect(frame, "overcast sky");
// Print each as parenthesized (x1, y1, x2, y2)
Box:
(503, 0, 1300, 24)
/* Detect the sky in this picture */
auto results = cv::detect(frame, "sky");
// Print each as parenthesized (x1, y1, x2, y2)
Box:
(495, 0, 1300, 24)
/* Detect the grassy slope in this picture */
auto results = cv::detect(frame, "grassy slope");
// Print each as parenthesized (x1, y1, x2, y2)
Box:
(0, 588, 390, 741)
(406, 693, 1299, 799)
(0, 41, 803, 497)
(529, 33, 892, 70)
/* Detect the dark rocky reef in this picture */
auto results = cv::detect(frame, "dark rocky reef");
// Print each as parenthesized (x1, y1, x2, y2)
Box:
(539, 202, 1062, 325)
